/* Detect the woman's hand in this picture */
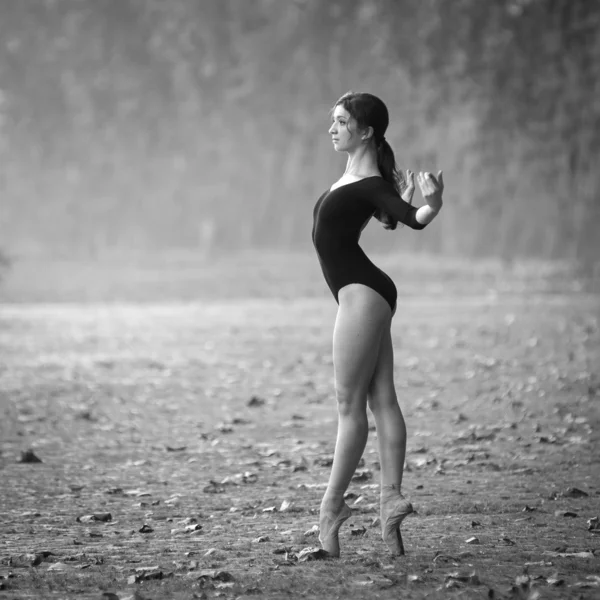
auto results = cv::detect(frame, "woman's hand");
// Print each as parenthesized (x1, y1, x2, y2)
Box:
(417, 170, 444, 212)
(399, 169, 415, 204)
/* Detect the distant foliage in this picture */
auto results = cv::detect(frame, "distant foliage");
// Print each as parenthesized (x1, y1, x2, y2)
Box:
(0, 249, 11, 282)
(0, 0, 598, 267)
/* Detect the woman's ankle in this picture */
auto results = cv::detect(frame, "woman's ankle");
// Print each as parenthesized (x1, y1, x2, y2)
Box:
(380, 482, 404, 500)
(321, 487, 347, 511)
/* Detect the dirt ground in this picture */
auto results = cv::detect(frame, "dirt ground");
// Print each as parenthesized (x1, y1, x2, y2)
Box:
(1, 253, 599, 600)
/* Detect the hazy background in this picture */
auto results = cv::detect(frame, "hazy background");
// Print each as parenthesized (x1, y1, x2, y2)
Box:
(0, 0, 599, 299)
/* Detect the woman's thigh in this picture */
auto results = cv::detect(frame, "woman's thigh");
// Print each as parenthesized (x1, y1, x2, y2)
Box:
(333, 284, 392, 398)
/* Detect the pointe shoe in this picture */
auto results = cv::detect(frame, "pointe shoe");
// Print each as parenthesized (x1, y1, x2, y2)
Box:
(380, 494, 413, 556)
(318, 502, 352, 557)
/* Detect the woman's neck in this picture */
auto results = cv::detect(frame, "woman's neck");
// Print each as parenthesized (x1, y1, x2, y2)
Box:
(344, 145, 379, 178)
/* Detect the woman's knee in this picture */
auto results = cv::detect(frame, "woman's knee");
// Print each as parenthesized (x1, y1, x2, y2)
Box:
(367, 385, 398, 413)
(335, 383, 368, 416)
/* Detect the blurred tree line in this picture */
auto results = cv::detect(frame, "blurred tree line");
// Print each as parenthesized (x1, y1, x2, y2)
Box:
(0, 0, 598, 267)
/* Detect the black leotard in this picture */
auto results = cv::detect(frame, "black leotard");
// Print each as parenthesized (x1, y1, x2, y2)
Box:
(311, 176, 427, 312)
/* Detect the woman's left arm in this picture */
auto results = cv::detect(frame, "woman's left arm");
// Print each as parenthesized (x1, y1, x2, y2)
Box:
(415, 171, 444, 225)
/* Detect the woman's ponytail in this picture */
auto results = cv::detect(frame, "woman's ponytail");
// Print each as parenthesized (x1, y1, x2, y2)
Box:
(374, 138, 407, 230)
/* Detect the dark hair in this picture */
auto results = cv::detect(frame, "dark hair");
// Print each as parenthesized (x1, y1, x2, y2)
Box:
(334, 91, 408, 230)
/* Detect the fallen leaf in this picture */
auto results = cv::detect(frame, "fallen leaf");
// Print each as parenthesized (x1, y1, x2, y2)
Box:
(247, 396, 265, 407)
(352, 574, 395, 588)
(127, 570, 163, 584)
(564, 487, 588, 498)
(203, 481, 225, 494)
(124, 489, 151, 497)
(297, 547, 329, 561)
(432, 553, 460, 565)
(555, 510, 578, 518)
(544, 550, 594, 559)
(216, 423, 233, 433)
(77, 513, 112, 523)
(445, 571, 481, 585)
(47, 562, 71, 571)
(18, 449, 42, 463)
(214, 582, 235, 590)
(351, 470, 372, 482)
(197, 570, 234, 582)
(242, 472, 258, 484)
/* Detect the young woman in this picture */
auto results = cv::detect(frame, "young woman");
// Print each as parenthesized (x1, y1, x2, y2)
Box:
(312, 91, 444, 557)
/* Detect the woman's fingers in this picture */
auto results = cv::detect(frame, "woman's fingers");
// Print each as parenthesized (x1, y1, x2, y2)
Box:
(418, 172, 433, 195)
(418, 171, 443, 196)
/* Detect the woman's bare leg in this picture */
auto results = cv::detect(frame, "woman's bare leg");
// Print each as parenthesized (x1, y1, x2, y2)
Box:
(368, 325, 413, 555)
(367, 326, 407, 488)
(319, 284, 390, 557)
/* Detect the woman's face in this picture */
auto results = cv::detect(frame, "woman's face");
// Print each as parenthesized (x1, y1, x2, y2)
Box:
(329, 105, 363, 153)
